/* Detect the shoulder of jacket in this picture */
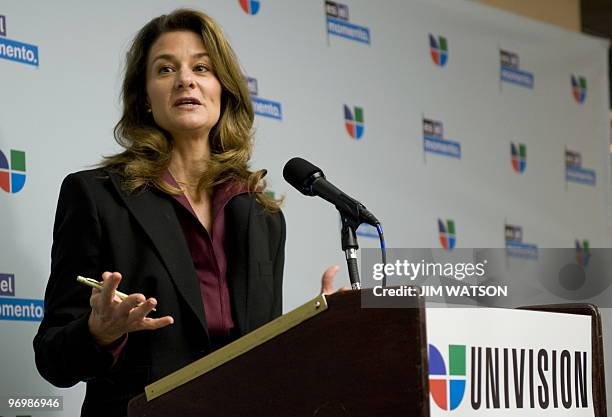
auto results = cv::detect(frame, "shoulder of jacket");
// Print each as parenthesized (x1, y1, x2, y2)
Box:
(64, 167, 110, 183)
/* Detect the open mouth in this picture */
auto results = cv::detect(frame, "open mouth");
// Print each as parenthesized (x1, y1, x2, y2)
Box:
(174, 97, 202, 107)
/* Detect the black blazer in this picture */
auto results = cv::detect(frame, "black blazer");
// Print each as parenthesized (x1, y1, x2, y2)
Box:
(33, 168, 285, 417)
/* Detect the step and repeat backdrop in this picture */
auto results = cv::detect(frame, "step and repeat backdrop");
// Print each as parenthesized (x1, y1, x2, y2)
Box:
(0, 0, 610, 415)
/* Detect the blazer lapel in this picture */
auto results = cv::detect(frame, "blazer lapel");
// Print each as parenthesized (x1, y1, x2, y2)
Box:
(224, 194, 255, 335)
(108, 172, 208, 335)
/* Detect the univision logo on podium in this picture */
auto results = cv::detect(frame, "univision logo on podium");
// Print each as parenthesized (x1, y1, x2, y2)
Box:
(429, 344, 467, 411)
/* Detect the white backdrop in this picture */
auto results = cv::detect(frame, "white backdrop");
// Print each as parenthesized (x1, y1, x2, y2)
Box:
(0, 0, 609, 415)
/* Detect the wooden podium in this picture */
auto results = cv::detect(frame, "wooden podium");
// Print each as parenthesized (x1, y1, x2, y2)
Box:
(128, 290, 606, 417)
(128, 290, 429, 416)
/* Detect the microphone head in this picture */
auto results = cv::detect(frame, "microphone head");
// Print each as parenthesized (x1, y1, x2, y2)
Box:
(283, 157, 324, 196)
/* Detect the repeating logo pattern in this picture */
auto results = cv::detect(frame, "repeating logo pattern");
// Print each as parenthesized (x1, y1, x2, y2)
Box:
(565, 149, 596, 186)
(429, 34, 448, 66)
(571, 75, 587, 104)
(239, 0, 260, 15)
(0, 273, 15, 296)
(344, 105, 364, 139)
(505, 224, 538, 260)
(429, 344, 467, 411)
(575, 239, 591, 267)
(510, 142, 526, 173)
(438, 219, 456, 250)
(0, 273, 44, 321)
(423, 118, 461, 159)
(0, 149, 26, 193)
(247, 77, 283, 120)
(500, 49, 533, 89)
(325, 0, 371, 44)
(0, 15, 39, 66)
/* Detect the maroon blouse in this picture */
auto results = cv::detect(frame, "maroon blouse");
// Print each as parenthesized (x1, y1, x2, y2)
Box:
(163, 171, 248, 340)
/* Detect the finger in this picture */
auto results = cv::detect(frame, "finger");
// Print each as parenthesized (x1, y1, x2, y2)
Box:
(89, 287, 100, 308)
(100, 272, 122, 306)
(320, 265, 340, 295)
(339, 286, 350, 292)
(132, 316, 175, 331)
(115, 293, 147, 316)
(127, 298, 158, 322)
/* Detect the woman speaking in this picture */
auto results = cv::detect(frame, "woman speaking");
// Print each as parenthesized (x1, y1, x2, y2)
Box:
(33, 9, 339, 417)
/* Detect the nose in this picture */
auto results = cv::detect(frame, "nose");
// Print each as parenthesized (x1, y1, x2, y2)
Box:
(174, 67, 195, 90)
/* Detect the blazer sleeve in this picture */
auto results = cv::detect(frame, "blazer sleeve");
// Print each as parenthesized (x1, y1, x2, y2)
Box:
(271, 210, 286, 318)
(33, 173, 116, 387)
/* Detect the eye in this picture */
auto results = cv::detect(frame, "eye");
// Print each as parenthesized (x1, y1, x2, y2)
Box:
(158, 65, 174, 74)
(194, 63, 209, 72)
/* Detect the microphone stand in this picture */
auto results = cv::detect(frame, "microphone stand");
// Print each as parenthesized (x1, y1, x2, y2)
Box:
(340, 214, 361, 290)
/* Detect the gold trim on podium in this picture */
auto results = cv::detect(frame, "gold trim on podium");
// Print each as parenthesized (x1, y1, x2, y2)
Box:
(145, 294, 328, 401)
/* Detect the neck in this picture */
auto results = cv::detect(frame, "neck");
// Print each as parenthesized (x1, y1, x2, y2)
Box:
(168, 134, 211, 194)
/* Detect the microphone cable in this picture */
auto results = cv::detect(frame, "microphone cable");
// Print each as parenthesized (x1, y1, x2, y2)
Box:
(375, 223, 387, 288)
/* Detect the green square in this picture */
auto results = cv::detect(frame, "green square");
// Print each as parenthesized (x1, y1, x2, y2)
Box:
(449, 344, 466, 375)
(583, 240, 589, 251)
(439, 37, 448, 52)
(446, 220, 455, 235)
(519, 144, 527, 158)
(11, 150, 26, 172)
(354, 107, 364, 124)
(579, 77, 587, 89)
(265, 190, 275, 199)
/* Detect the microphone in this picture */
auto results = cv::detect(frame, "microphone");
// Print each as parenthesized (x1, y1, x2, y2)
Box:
(283, 157, 380, 227)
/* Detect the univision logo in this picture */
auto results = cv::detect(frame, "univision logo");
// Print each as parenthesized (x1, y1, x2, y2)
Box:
(325, 0, 371, 45)
(438, 219, 456, 250)
(247, 76, 283, 120)
(239, 0, 260, 15)
(429, 34, 448, 66)
(0, 149, 26, 193)
(429, 344, 466, 410)
(0, 15, 39, 67)
(429, 343, 590, 411)
(344, 105, 364, 139)
(571, 75, 587, 104)
(510, 142, 526, 173)
(575, 239, 590, 267)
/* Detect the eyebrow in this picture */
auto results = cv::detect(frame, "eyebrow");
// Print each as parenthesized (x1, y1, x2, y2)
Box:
(151, 52, 209, 64)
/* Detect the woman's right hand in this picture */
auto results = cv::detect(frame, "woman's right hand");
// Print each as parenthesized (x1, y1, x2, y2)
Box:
(87, 271, 174, 346)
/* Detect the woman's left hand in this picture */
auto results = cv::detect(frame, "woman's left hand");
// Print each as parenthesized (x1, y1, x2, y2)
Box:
(320, 265, 350, 295)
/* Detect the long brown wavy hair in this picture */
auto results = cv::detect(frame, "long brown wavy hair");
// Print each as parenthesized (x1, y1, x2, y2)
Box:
(103, 8, 280, 210)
